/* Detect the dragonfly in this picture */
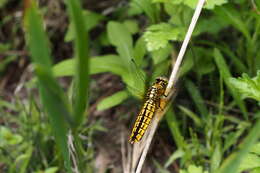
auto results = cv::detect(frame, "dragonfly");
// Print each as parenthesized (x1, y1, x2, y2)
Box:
(129, 76, 168, 144)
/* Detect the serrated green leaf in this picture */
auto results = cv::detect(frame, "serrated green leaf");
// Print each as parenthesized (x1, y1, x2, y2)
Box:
(144, 23, 182, 51)
(229, 71, 260, 101)
(184, 0, 227, 9)
(97, 90, 129, 110)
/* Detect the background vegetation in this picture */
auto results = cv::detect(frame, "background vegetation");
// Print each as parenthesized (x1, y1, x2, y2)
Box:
(0, 0, 260, 172)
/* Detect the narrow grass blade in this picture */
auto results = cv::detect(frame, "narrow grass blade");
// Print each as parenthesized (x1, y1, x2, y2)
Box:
(165, 109, 187, 149)
(213, 48, 248, 119)
(216, 119, 260, 173)
(65, 0, 89, 128)
(23, 1, 72, 171)
(185, 80, 208, 121)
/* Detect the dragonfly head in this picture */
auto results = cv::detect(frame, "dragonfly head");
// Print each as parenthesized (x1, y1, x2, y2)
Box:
(155, 76, 168, 89)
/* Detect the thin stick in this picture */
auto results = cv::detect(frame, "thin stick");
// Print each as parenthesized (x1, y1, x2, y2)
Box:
(166, 0, 206, 95)
(133, 0, 206, 172)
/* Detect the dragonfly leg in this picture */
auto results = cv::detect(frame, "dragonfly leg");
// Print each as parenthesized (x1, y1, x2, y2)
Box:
(157, 99, 163, 111)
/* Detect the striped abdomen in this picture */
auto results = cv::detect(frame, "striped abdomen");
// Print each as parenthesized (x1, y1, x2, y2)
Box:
(129, 93, 158, 144)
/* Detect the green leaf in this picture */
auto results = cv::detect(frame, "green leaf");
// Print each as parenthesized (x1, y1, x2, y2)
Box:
(144, 23, 182, 51)
(0, 126, 23, 146)
(12, 145, 33, 173)
(53, 55, 124, 77)
(184, 0, 227, 9)
(97, 90, 129, 111)
(214, 5, 250, 40)
(123, 20, 139, 34)
(213, 48, 248, 119)
(194, 16, 229, 35)
(178, 105, 202, 127)
(216, 120, 260, 173)
(164, 149, 184, 168)
(24, 1, 72, 171)
(65, 0, 90, 127)
(107, 21, 145, 96)
(0, 0, 8, 8)
(165, 109, 187, 149)
(65, 10, 104, 42)
(130, 0, 159, 23)
(229, 71, 260, 101)
(134, 37, 147, 66)
(180, 165, 208, 173)
(185, 80, 208, 121)
(211, 143, 222, 172)
(151, 43, 172, 65)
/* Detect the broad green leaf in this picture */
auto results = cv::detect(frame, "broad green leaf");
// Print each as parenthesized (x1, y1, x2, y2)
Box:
(144, 23, 182, 51)
(53, 55, 124, 77)
(180, 165, 208, 173)
(123, 20, 139, 34)
(151, 43, 172, 65)
(229, 71, 260, 101)
(134, 37, 146, 66)
(97, 90, 129, 110)
(194, 16, 229, 35)
(65, 10, 104, 41)
(213, 48, 247, 119)
(156, 0, 227, 9)
(130, 0, 159, 23)
(107, 21, 145, 95)
(184, 0, 227, 9)
(238, 151, 260, 171)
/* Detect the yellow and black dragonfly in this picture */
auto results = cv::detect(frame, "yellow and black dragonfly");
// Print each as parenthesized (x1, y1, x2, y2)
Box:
(125, 59, 169, 144)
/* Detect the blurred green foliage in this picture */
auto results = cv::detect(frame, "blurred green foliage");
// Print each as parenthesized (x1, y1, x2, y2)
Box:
(1, 0, 260, 172)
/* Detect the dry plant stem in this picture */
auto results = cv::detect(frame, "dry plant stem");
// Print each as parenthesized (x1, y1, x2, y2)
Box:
(132, 0, 206, 172)
(166, 0, 206, 96)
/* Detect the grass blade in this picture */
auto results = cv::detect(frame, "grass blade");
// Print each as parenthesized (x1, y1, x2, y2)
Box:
(65, 0, 90, 128)
(213, 48, 248, 119)
(23, 1, 72, 172)
(185, 80, 209, 121)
